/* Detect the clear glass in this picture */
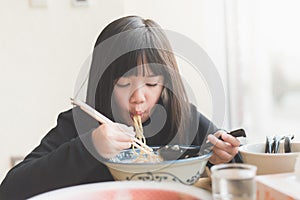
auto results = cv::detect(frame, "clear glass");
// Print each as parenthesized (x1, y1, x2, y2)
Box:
(211, 163, 257, 200)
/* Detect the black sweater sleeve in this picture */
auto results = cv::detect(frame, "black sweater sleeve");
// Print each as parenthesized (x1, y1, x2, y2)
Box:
(0, 109, 113, 200)
(191, 104, 218, 146)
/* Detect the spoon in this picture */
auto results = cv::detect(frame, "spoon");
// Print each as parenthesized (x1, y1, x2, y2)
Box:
(157, 128, 246, 161)
(265, 136, 274, 153)
(264, 134, 294, 153)
(155, 145, 201, 161)
(272, 135, 285, 153)
(284, 134, 294, 153)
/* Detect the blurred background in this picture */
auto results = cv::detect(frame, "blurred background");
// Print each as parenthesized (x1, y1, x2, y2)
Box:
(1, 0, 299, 182)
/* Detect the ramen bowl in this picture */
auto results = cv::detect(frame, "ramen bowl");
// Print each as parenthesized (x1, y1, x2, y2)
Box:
(239, 142, 300, 175)
(103, 146, 212, 185)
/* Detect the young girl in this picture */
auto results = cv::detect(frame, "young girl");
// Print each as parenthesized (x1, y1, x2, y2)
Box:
(0, 16, 240, 199)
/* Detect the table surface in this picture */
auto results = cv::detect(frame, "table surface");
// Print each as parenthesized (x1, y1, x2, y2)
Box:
(194, 177, 212, 191)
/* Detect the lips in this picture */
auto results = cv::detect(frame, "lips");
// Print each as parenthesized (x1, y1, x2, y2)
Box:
(130, 111, 145, 120)
(130, 112, 143, 117)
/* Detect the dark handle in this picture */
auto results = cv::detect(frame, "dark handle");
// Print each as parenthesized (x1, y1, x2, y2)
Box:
(265, 136, 273, 153)
(228, 129, 246, 138)
(284, 136, 291, 153)
(284, 135, 294, 153)
(265, 134, 294, 153)
(219, 128, 247, 141)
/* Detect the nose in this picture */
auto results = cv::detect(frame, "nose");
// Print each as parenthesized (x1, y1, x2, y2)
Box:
(130, 86, 146, 104)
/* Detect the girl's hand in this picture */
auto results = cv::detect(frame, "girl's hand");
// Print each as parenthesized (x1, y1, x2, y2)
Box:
(91, 123, 135, 159)
(207, 130, 240, 164)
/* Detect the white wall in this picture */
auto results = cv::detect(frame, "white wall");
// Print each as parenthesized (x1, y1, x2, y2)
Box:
(0, 0, 227, 182)
(0, 0, 125, 181)
(225, 0, 300, 143)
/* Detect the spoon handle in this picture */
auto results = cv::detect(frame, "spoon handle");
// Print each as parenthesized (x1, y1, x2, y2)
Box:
(284, 136, 291, 153)
(284, 134, 294, 153)
(265, 136, 273, 153)
(228, 129, 246, 138)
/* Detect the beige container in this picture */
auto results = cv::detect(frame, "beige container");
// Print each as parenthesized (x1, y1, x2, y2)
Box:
(239, 142, 300, 175)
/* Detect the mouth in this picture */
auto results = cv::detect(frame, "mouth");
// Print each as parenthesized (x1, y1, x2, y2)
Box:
(130, 111, 145, 121)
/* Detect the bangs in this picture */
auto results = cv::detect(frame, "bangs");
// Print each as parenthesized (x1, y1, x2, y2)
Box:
(110, 49, 169, 80)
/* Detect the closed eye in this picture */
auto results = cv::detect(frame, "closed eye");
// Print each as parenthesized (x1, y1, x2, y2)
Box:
(116, 83, 130, 88)
(146, 83, 158, 87)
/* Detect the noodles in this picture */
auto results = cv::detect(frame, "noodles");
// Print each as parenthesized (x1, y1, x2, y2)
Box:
(133, 115, 146, 145)
(132, 115, 162, 163)
(131, 151, 162, 163)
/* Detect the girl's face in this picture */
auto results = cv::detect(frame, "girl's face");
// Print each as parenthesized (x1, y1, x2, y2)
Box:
(112, 67, 164, 126)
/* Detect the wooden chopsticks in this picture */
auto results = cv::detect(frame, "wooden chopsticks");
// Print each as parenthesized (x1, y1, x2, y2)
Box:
(70, 98, 153, 154)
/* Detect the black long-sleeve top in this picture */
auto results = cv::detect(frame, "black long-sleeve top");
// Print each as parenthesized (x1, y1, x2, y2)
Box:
(0, 105, 216, 199)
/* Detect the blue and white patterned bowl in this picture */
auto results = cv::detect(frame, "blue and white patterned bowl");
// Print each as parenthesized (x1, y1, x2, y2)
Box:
(103, 146, 212, 185)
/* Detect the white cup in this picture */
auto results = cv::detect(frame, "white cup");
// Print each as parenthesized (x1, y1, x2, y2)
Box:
(211, 163, 257, 200)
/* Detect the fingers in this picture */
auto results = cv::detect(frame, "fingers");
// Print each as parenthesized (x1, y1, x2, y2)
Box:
(91, 123, 136, 159)
(209, 150, 233, 164)
(220, 132, 240, 147)
(100, 141, 132, 159)
(207, 134, 219, 146)
(208, 134, 238, 157)
(208, 131, 240, 148)
(115, 124, 136, 138)
(104, 123, 135, 142)
(111, 140, 132, 151)
(207, 131, 240, 164)
(211, 144, 237, 162)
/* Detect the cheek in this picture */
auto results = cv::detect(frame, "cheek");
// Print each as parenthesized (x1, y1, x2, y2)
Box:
(148, 87, 163, 105)
(113, 89, 129, 109)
